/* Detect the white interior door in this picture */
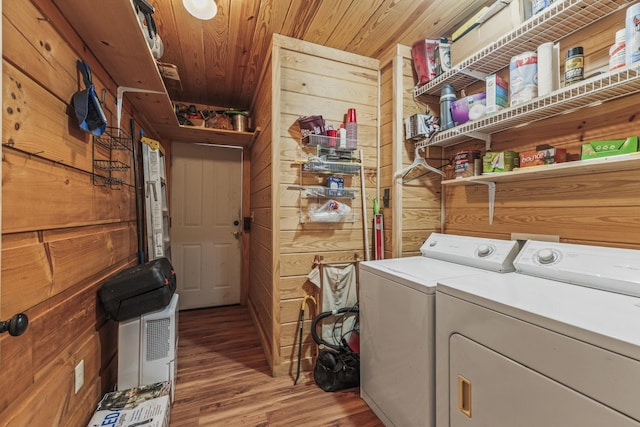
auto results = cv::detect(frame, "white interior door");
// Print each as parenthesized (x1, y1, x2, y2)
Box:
(170, 143, 242, 310)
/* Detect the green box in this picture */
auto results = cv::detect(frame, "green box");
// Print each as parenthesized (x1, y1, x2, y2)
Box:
(483, 151, 518, 173)
(581, 136, 639, 160)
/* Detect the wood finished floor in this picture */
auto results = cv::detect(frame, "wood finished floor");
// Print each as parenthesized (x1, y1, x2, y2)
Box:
(170, 305, 383, 427)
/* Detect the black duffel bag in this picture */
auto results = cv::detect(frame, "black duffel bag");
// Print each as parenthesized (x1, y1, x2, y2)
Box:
(311, 306, 360, 392)
(314, 348, 360, 392)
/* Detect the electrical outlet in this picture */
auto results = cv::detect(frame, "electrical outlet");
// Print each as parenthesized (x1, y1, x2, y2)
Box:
(511, 233, 560, 243)
(74, 360, 84, 394)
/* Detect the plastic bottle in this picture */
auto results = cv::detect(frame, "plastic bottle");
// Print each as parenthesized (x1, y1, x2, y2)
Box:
(564, 47, 584, 86)
(339, 124, 347, 148)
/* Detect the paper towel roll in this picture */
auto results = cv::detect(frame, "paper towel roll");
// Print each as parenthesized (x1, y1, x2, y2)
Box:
(537, 42, 559, 96)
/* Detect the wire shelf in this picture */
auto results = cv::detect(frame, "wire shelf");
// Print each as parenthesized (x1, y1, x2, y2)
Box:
(302, 161, 362, 175)
(302, 187, 358, 199)
(93, 159, 131, 171)
(93, 175, 125, 186)
(93, 126, 132, 150)
(417, 65, 640, 148)
(413, 0, 633, 97)
(303, 134, 358, 150)
(305, 212, 359, 223)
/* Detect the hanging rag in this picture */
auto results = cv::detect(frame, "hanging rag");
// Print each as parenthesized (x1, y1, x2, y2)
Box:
(308, 263, 357, 346)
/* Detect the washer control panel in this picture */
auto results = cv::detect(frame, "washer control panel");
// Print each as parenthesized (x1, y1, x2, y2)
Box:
(420, 233, 520, 272)
(515, 240, 640, 297)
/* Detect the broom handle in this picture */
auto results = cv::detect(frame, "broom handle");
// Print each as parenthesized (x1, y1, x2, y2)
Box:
(360, 149, 370, 261)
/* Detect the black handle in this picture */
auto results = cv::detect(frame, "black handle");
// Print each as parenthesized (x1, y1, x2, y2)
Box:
(0, 313, 29, 337)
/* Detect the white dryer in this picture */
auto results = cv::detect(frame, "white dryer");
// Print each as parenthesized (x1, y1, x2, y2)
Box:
(359, 233, 520, 427)
(435, 240, 640, 427)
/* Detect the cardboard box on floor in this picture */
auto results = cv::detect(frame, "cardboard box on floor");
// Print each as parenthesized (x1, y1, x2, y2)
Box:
(451, 0, 527, 66)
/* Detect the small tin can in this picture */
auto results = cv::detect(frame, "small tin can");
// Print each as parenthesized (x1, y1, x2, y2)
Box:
(565, 46, 584, 86)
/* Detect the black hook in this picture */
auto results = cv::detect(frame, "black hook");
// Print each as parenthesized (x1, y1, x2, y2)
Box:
(0, 313, 29, 336)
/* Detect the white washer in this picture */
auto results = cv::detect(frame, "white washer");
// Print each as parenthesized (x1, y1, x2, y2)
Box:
(359, 233, 520, 427)
(435, 240, 640, 427)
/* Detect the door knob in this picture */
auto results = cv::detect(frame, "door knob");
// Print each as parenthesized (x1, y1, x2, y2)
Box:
(232, 231, 241, 239)
(0, 313, 29, 336)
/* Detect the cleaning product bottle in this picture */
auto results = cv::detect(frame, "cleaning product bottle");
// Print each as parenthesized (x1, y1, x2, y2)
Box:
(339, 124, 347, 148)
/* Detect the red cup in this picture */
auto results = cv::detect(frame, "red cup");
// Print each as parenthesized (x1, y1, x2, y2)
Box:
(347, 108, 357, 123)
(326, 129, 338, 147)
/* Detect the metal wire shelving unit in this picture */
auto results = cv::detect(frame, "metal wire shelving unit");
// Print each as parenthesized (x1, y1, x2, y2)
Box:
(417, 65, 640, 149)
(413, 0, 634, 98)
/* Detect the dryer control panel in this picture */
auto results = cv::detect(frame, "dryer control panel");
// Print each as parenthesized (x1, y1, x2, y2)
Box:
(515, 240, 640, 297)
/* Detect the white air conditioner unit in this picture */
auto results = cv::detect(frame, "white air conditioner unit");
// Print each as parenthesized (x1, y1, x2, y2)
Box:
(117, 293, 179, 402)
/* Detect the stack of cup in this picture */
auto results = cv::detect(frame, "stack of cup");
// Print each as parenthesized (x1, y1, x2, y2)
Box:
(345, 108, 357, 149)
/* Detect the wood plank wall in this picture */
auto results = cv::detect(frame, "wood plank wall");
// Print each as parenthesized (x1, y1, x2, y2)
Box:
(442, 10, 640, 248)
(378, 59, 395, 259)
(248, 42, 275, 373)
(378, 45, 442, 258)
(1, 1, 155, 424)
(260, 34, 379, 377)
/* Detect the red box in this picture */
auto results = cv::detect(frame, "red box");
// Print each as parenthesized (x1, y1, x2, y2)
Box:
(519, 148, 567, 168)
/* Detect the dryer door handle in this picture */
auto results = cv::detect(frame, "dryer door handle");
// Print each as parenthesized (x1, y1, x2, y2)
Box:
(458, 375, 473, 418)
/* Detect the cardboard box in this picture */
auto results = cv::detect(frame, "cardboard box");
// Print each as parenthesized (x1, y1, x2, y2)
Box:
(451, 0, 525, 65)
(519, 147, 567, 168)
(453, 150, 482, 178)
(87, 382, 171, 427)
(581, 136, 639, 160)
(485, 74, 509, 115)
(483, 151, 519, 173)
(452, 7, 489, 42)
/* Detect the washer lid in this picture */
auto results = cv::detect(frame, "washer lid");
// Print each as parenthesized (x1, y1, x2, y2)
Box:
(515, 240, 640, 297)
(420, 233, 520, 272)
(361, 256, 493, 293)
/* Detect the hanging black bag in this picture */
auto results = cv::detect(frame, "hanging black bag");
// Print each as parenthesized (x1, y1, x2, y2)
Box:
(311, 307, 360, 392)
(72, 60, 107, 136)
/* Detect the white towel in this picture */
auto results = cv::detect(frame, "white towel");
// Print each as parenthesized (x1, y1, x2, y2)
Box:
(308, 263, 357, 346)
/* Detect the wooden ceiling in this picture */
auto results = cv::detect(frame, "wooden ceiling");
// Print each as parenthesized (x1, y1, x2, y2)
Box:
(151, 0, 493, 110)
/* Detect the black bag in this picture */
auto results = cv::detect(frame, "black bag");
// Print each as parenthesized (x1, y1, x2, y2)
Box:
(314, 349, 360, 392)
(99, 257, 176, 321)
(311, 306, 360, 392)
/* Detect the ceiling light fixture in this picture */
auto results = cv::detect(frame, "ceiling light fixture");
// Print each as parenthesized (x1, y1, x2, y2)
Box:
(183, 0, 217, 20)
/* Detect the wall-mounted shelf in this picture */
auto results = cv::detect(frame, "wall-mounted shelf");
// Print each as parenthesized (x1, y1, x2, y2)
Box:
(416, 65, 640, 149)
(305, 212, 358, 223)
(54, 0, 259, 147)
(92, 127, 132, 188)
(413, 0, 632, 98)
(442, 153, 640, 224)
(301, 160, 362, 175)
(288, 186, 358, 199)
(292, 144, 364, 224)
